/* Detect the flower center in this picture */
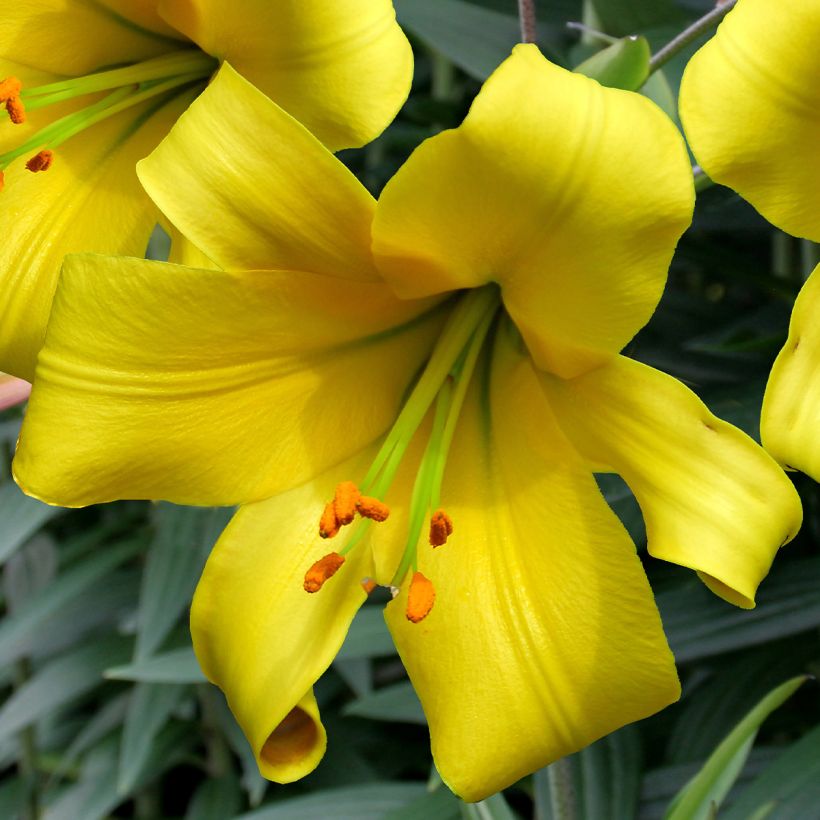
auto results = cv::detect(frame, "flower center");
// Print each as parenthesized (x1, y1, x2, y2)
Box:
(303, 285, 501, 623)
(0, 49, 217, 190)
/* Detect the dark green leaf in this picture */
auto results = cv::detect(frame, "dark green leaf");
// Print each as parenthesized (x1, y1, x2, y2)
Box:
(0, 481, 61, 565)
(106, 645, 205, 684)
(343, 681, 426, 725)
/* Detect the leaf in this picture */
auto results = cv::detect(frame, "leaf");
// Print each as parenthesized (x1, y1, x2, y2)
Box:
(589, 0, 684, 36)
(336, 605, 395, 660)
(0, 635, 131, 742)
(533, 726, 641, 820)
(343, 681, 426, 725)
(640, 68, 677, 121)
(573, 36, 650, 90)
(460, 792, 517, 820)
(384, 787, 460, 820)
(117, 682, 189, 795)
(658, 559, 820, 664)
(395, 0, 521, 80)
(663, 676, 808, 820)
(105, 645, 205, 684)
(0, 480, 61, 565)
(235, 782, 429, 820)
(185, 774, 244, 820)
(135, 504, 232, 661)
(0, 538, 142, 666)
(721, 724, 820, 819)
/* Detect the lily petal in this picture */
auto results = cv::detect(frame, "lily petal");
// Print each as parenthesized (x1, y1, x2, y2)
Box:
(679, 0, 820, 241)
(138, 64, 381, 279)
(157, 0, 412, 150)
(373, 44, 694, 379)
(761, 266, 820, 480)
(386, 323, 679, 802)
(13, 254, 443, 507)
(1, 0, 182, 76)
(542, 356, 803, 609)
(0, 77, 192, 380)
(191, 459, 374, 783)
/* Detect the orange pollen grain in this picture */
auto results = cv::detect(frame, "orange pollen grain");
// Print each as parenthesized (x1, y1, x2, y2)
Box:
(26, 150, 53, 172)
(318, 501, 340, 539)
(333, 481, 361, 525)
(361, 578, 378, 595)
(406, 571, 435, 623)
(303, 552, 345, 593)
(356, 496, 390, 522)
(5, 96, 26, 124)
(429, 510, 454, 547)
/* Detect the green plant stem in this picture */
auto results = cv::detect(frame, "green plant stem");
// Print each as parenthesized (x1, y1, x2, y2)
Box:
(547, 757, 577, 820)
(648, 0, 737, 75)
(14, 658, 40, 820)
(518, 0, 537, 43)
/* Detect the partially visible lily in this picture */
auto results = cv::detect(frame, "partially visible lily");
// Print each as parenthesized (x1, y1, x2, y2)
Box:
(679, 0, 820, 481)
(0, 374, 30, 410)
(13, 48, 801, 801)
(0, 0, 412, 381)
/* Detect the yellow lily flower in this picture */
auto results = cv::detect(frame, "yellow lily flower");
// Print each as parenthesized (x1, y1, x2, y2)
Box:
(678, 0, 820, 481)
(13, 47, 801, 801)
(0, 0, 412, 381)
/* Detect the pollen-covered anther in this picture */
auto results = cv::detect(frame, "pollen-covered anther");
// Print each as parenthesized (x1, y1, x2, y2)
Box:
(406, 571, 435, 623)
(0, 170, 4, 193)
(360, 578, 378, 595)
(303, 552, 345, 593)
(318, 501, 340, 539)
(5, 95, 26, 124)
(356, 496, 390, 522)
(429, 510, 454, 547)
(26, 150, 53, 173)
(333, 481, 361, 525)
(0, 77, 22, 100)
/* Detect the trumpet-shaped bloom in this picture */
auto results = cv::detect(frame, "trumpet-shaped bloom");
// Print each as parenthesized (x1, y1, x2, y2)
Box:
(13, 48, 802, 801)
(679, 0, 820, 481)
(0, 0, 412, 381)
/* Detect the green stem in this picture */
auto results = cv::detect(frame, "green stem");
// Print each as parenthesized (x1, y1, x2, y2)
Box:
(546, 757, 577, 820)
(693, 164, 713, 193)
(648, 0, 737, 75)
(517, 0, 537, 43)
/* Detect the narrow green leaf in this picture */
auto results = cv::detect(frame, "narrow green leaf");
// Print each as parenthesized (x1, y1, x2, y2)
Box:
(0, 636, 131, 742)
(0, 538, 142, 666)
(0, 481, 61, 565)
(117, 682, 188, 795)
(342, 681, 426, 725)
(185, 774, 244, 820)
(721, 724, 820, 820)
(573, 36, 650, 90)
(136, 504, 232, 661)
(236, 782, 429, 820)
(664, 676, 808, 820)
(589, 0, 684, 36)
(105, 645, 205, 684)
(395, 0, 520, 80)
(384, 787, 460, 820)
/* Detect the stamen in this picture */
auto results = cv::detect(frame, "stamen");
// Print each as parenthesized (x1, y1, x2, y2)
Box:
(333, 481, 361, 525)
(319, 501, 340, 539)
(0, 77, 22, 101)
(26, 150, 53, 173)
(361, 578, 378, 595)
(304, 552, 345, 593)
(356, 496, 390, 522)
(5, 96, 25, 124)
(406, 572, 435, 623)
(429, 510, 454, 547)
(0, 170, 4, 192)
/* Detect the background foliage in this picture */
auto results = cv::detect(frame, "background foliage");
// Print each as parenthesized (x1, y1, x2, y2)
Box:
(2, 0, 819, 817)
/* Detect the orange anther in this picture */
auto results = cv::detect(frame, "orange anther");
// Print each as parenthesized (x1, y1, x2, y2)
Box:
(429, 510, 453, 547)
(406, 571, 435, 623)
(0, 170, 4, 193)
(361, 578, 378, 595)
(319, 501, 340, 539)
(356, 496, 390, 522)
(304, 552, 345, 593)
(0, 77, 22, 101)
(26, 150, 53, 172)
(333, 481, 361, 525)
(5, 96, 25, 124)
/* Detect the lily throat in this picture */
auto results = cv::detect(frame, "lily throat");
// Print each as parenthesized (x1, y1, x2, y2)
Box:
(303, 285, 502, 623)
(0, 49, 217, 190)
